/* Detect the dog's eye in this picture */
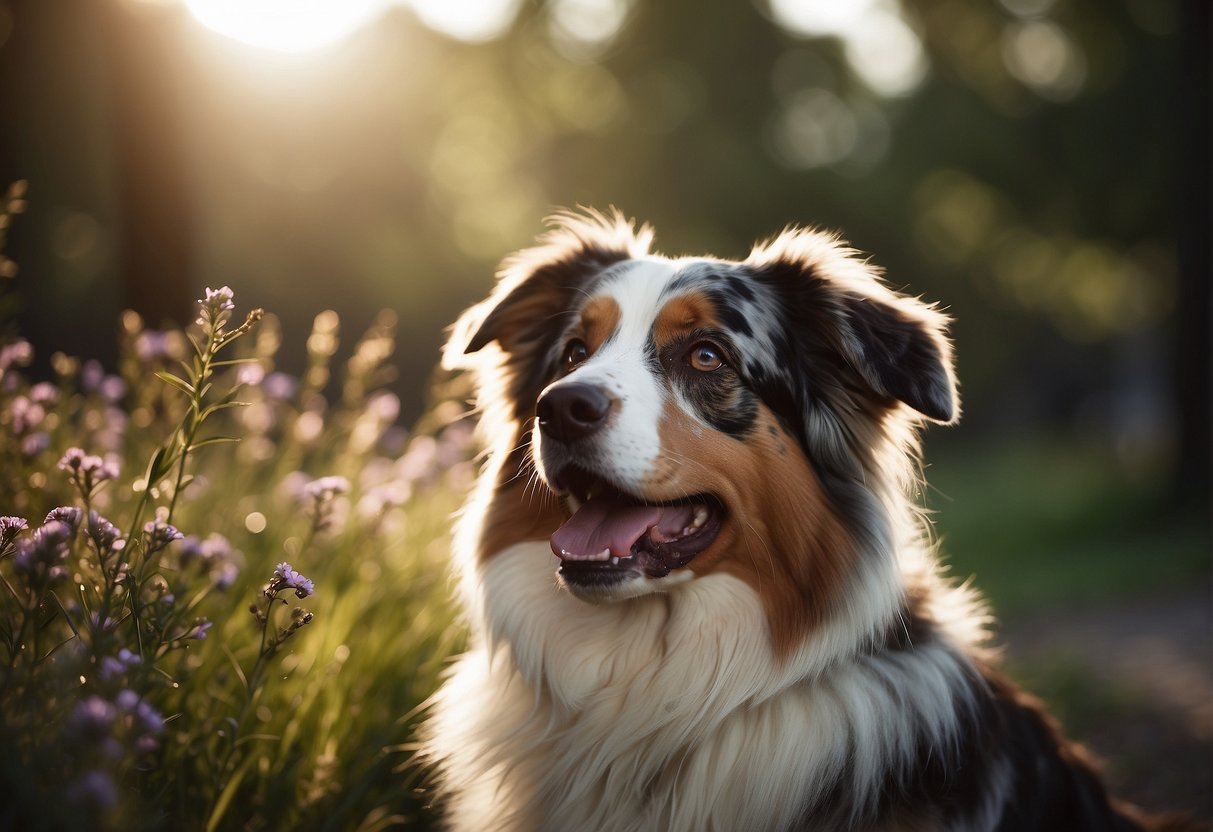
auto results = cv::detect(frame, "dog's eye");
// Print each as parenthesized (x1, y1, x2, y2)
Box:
(564, 339, 589, 372)
(687, 342, 725, 373)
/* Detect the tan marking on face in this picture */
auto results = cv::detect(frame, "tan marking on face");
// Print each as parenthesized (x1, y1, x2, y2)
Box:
(651, 292, 722, 348)
(476, 432, 567, 564)
(647, 401, 855, 658)
(576, 295, 622, 354)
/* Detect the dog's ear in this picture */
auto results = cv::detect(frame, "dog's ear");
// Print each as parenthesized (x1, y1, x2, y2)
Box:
(749, 229, 959, 424)
(443, 209, 652, 370)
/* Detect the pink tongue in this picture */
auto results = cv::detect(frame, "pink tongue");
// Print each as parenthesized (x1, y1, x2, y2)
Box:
(550, 497, 696, 560)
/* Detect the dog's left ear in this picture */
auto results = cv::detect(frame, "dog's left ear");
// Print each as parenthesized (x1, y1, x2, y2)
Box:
(443, 209, 652, 371)
(749, 229, 959, 424)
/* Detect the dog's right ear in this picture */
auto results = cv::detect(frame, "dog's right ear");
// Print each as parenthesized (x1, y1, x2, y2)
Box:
(442, 209, 652, 371)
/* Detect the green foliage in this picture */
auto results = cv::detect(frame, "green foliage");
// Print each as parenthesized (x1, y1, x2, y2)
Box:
(0, 281, 468, 830)
(928, 437, 1210, 616)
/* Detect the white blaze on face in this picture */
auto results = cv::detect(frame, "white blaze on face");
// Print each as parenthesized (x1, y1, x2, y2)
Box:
(544, 258, 680, 491)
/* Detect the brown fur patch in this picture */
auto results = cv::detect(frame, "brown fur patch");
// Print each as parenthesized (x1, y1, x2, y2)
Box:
(475, 434, 566, 565)
(576, 296, 622, 354)
(646, 400, 855, 657)
(652, 292, 721, 347)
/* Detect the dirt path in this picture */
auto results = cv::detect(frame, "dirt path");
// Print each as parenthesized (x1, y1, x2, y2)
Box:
(998, 589, 1212, 822)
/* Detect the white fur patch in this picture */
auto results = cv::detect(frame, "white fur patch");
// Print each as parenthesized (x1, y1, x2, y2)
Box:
(537, 258, 680, 492)
(425, 542, 982, 832)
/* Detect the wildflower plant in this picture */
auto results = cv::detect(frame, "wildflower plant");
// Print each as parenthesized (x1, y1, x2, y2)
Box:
(0, 208, 473, 830)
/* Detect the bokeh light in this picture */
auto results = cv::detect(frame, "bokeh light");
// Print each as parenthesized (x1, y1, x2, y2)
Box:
(181, 0, 392, 52)
(409, 0, 523, 42)
(762, 0, 928, 96)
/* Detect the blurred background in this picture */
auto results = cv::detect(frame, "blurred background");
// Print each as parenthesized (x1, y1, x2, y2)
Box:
(0, 0, 1208, 818)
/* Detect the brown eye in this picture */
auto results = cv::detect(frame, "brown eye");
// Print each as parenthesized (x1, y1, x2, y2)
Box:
(564, 339, 589, 372)
(687, 342, 724, 372)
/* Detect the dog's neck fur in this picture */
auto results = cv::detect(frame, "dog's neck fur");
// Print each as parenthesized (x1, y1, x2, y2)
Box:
(429, 416, 997, 832)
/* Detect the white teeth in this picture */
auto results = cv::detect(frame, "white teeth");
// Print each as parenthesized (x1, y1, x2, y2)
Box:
(561, 548, 611, 562)
(610, 556, 619, 565)
(691, 507, 709, 529)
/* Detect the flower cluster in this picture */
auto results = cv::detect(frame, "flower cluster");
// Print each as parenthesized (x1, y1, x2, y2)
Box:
(12, 519, 72, 587)
(196, 285, 236, 334)
(301, 475, 351, 534)
(0, 514, 28, 547)
(143, 507, 183, 554)
(268, 561, 315, 600)
(57, 447, 120, 500)
(178, 532, 241, 589)
(0, 274, 463, 828)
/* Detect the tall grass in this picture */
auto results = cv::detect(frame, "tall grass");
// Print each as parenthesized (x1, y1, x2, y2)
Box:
(0, 194, 466, 830)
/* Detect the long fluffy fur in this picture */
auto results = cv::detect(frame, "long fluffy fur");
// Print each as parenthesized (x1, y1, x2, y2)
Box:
(420, 210, 1195, 832)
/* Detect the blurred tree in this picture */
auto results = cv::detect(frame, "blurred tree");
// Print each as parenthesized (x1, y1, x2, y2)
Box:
(103, 1, 191, 327)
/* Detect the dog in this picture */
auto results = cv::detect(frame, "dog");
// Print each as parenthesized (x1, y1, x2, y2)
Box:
(421, 209, 1193, 831)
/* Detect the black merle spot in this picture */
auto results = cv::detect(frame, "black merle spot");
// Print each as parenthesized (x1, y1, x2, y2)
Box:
(725, 273, 757, 303)
(705, 288, 754, 338)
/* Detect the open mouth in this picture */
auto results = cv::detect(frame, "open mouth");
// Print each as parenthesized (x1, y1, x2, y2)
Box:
(548, 466, 725, 588)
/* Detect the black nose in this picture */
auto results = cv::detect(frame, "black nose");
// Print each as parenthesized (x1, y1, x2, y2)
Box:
(536, 383, 611, 442)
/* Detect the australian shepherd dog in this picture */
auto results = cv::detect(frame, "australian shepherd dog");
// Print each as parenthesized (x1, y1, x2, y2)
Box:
(421, 210, 1192, 831)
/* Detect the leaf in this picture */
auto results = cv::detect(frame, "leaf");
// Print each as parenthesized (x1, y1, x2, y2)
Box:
(154, 371, 195, 397)
(221, 644, 248, 689)
(210, 357, 262, 368)
(200, 400, 251, 420)
(190, 436, 240, 450)
(206, 754, 256, 832)
(186, 332, 205, 361)
(142, 445, 168, 489)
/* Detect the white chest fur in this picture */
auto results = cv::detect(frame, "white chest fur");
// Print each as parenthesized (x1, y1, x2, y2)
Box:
(426, 543, 977, 832)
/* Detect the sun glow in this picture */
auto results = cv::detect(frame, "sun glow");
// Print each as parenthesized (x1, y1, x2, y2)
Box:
(181, 0, 391, 53)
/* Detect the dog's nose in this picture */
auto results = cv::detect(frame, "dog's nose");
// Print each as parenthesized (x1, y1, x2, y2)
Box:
(536, 383, 611, 442)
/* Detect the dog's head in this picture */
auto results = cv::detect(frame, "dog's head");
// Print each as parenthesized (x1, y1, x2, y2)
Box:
(446, 210, 957, 649)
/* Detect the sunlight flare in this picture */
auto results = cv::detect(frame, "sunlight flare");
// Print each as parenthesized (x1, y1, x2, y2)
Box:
(181, 0, 390, 53)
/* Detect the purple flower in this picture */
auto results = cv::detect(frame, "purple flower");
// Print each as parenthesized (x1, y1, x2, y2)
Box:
(187, 619, 213, 640)
(0, 338, 32, 370)
(98, 648, 143, 682)
(236, 362, 265, 387)
(7, 395, 44, 433)
(301, 475, 351, 534)
(212, 561, 239, 590)
(87, 511, 123, 553)
(113, 691, 163, 754)
(57, 447, 87, 472)
(270, 561, 315, 599)
(57, 447, 119, 495)
(302, 475, 350, 502)
(14, 520, 72, 581)
(134, 329, 171, 362)
(0, 515, 27, 546)
(20, 431, 50, 458)
(68, 696, 116, 741)
(115, 689, 140, 711)
(67, 770, 118, 810)
(178, 533, 241, 589)
(180, 531, 232, 565)
(99, 375, 126, 404)
(29, 381, 58, 405)
(45, 506, 83, 531)
(262, 372, 298, 400)
(197, 285, 236, 332)
(80, 359, 105, 393)
(143, 508, 183, 552)
(88, 613, 119, 634)
(201, 285, 235, 311)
